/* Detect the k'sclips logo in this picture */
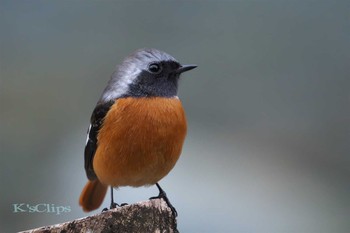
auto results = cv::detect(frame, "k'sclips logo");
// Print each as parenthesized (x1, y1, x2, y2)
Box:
(13, 203, 71, 215)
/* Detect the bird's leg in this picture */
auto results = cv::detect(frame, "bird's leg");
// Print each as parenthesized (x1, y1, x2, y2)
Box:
(102, 187, 128, 212)
(110, 186, 118, 209)
(150, 183, 178, 217)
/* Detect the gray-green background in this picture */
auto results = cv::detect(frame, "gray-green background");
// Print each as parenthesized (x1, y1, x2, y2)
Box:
(1, 1, 349, 232)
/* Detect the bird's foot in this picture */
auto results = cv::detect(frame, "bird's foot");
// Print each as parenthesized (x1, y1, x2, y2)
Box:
(101, 202, 128, 213)
(150, 183, 178, 217)
(110, 202, 118, 209)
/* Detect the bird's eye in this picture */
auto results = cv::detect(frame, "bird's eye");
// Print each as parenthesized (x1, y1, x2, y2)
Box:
(148, 63, 162, 74)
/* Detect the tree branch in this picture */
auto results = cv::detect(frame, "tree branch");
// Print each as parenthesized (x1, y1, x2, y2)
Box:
(20, 198, 178, 233)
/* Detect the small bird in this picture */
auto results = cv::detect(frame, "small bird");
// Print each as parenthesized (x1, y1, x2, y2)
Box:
(79, 48, 196, 215)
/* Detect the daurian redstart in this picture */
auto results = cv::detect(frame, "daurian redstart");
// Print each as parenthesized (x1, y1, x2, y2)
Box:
(79, 48, 196, 214)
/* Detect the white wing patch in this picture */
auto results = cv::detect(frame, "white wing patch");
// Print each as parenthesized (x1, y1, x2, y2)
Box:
(85, 124, 91, 146)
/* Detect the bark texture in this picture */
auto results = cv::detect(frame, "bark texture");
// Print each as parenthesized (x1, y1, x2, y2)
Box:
(20, 198, 178, 233)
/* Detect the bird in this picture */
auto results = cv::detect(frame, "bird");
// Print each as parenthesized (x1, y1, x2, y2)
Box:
(79, 48, 196, 215)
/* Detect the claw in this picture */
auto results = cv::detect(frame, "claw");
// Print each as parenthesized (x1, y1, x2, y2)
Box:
(150, 183, 178, 217)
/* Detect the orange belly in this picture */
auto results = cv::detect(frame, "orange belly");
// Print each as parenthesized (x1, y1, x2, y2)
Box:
(93, 97, 187, 187)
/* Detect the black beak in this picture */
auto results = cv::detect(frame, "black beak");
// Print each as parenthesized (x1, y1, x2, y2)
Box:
(175, 64, 197, 74)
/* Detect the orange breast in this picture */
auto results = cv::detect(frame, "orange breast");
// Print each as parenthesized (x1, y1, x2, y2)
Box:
(93, 97, 187, 187)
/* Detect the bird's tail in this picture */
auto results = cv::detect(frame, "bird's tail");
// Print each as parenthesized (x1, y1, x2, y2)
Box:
(79, 179, 108, 212)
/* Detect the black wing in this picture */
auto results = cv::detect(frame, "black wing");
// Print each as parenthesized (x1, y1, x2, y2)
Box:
(84, 100, 115, 180)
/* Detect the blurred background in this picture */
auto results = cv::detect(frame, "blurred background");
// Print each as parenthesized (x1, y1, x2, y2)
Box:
(1, 1, 349, 232)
